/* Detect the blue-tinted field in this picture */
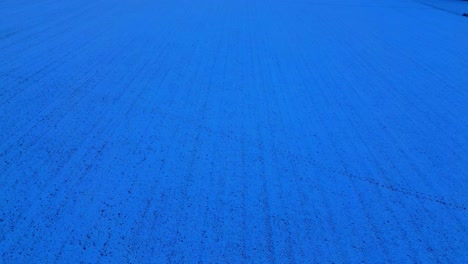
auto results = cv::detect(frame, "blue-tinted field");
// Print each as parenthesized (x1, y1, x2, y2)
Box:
(1, 0, 467, 262)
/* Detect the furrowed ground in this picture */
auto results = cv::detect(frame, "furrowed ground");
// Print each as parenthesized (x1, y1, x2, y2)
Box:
(0, 0, 467, 262)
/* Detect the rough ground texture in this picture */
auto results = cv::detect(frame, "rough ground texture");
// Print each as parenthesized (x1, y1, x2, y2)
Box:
(1, 0, 467, 262)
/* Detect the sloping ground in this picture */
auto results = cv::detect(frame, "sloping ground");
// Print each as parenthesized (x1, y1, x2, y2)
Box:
(1, 0, 467, 262)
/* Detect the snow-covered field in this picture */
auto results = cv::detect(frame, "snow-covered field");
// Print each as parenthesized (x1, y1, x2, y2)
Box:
(1, 0, 467, 262)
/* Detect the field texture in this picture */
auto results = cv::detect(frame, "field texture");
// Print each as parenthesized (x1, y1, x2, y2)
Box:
(1, 0, 467, 262)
